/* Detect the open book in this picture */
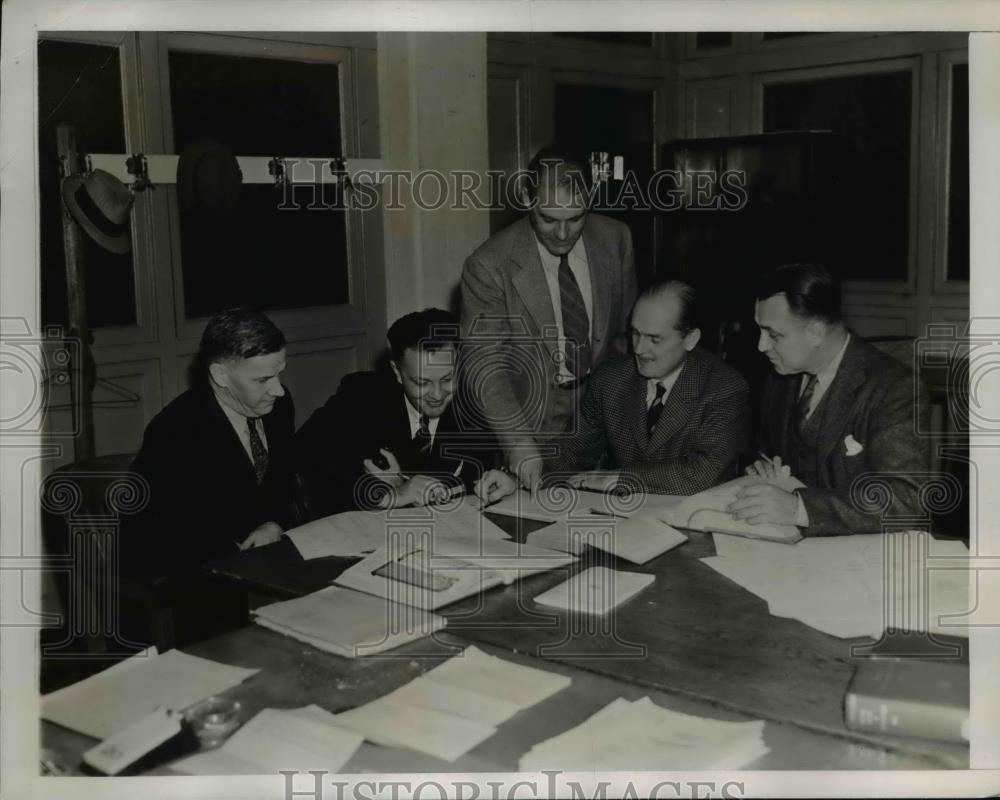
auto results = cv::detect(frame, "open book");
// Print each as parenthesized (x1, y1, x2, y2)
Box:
(668, 475, 804, 543)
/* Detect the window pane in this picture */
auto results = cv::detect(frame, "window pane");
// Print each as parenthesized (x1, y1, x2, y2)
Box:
(168, 50, 349, 319)
(764, 71, 912, 281)
(947, 63, 969, 282)
(695, 32, 733, 49)
(552, 32, 654, 48)
(38, 38, 137, 328)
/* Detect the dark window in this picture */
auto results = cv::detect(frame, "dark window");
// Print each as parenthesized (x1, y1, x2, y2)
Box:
(761, 32, 821, 41)
(764, 71, 912, 281)
(947, 63, 969, 282)
(552, 32, 654, 48)
(168, 50, 349, 319)
(38, 38, 137, 328)
(695, 33, 733, 49)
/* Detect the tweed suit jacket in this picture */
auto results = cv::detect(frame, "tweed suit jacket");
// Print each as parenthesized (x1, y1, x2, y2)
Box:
(547, 350, 750, 495)
(757, 335, 931, 535)
(460, 214, 638, 446)
(125, 386, 297, 576)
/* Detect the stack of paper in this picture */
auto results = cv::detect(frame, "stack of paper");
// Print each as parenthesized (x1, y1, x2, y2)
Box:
(253, 586, 446, 657)
(534, 567, 655, 614)
(335, 536, 576, 611)
(332, 646, 571, 761)
(702, 530, 970, 639)
(530, 514, 687, 564)
(173, 706, 363, 775)
(41, 648, 259, 740)
(519, 696, 769, 770)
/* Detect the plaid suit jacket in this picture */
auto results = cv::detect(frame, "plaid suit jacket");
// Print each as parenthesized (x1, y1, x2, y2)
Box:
(547, 349, 750, 494)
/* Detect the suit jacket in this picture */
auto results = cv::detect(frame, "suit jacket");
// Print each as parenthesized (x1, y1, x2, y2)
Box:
(548, 350, 750, 495)
(460, 214, 638, 446)
(124, 386, 297, 576)
(295, 370, 501, 518)
(757, 335, 931, 535)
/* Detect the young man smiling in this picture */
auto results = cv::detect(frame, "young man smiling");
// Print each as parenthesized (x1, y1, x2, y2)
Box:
(296, 308, 498, 515)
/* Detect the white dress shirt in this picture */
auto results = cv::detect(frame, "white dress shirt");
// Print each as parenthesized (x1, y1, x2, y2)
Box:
(403, 394, 441, 441)
(645, 361, 685, 410)
(534, 237, 594, 381)
(216, 394, 268, 464)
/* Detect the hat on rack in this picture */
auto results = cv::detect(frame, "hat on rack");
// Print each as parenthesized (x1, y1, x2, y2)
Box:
(61, 169, 135, 255)
(176, 140, 243, 214)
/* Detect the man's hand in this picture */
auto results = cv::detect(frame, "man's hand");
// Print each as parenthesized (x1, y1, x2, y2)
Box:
(238, 521, 283, 551)
(745, 454, 790, 481)
(726, 482, 800, 526)
(379, 475, 450, 509)
(507, 442, 543, 497)
(567, 471, 621, 493)
(363, 448, 404, 488)
(473, 469, 518, 506)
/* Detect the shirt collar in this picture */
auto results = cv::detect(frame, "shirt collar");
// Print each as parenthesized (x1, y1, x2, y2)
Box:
(534, 235, 587, 271)
(215, 390, 252, 426)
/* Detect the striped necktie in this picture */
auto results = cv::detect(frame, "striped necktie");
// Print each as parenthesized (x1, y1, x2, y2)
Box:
(413, 414, 433, 455)
(558, 253, 592, 377)
(247, 416, 268, 483)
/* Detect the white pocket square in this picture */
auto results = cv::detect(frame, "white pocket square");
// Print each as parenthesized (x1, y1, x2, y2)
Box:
(844, 434, 863, 456)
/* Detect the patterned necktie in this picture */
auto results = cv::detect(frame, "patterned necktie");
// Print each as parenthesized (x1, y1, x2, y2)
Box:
(646, 382, 667, 438)
(413, 414, 433, 455)
(558, 254, 592, 377)
(247, 416, 268, 483)
(797, 373, 818, 430)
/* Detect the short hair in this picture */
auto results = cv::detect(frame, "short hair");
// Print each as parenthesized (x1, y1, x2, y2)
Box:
(198, 307, 285, 372)
(638, 279, 700, 335)
(523, 144, 591, 205)
(755, 262, 842, 324)
(386, 308, 459, 364)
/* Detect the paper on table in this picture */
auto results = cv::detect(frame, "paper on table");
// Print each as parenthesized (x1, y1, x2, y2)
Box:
(253, 585, 446, 657)
(333, 694, 497, 762)
(673, 476, 803, 542)
(41, 648, 259, 740)
(534, 567, 655, 615)
(173, 708, 363, 775)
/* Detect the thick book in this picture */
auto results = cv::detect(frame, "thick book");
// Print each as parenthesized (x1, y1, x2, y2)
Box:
(844, 659, 969, 743)
(669, 475, 803, 543)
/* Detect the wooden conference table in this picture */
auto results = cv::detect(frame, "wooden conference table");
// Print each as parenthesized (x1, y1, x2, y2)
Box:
(42, 511, 969, 773)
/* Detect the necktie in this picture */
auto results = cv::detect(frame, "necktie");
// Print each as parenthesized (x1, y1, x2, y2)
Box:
(646, 382, 667, 438)
(797, 373, 818, 430)
(413, 414, 433, 455)
(558, 254, 592, 377)
(247, 416, 268, 483)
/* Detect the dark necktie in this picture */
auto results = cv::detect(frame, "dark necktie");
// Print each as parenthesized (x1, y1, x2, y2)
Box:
(646, 382, 667, 438)
(413, 414, 433, 455)
(558, 254, 592, 377)
(247, 416, 268, 483)
(797, 373, 818, 431)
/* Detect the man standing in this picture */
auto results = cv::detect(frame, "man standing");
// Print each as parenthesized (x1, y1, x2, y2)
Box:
(473, 281, 749, 503)
(296, 308, 498, 516)
(128, 308, 296, 573)
(461, 145, 638, 493)
(729, 262, 931, 535)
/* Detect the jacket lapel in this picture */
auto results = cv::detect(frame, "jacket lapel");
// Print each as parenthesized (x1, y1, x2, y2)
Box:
(509, 220, 561, 365)
(582, 219, 614, 362)
(646, 353, 702, 455)
(203, 391, 258, 486)
(814, 335, 866, 464)
(626, 366, 649, 452)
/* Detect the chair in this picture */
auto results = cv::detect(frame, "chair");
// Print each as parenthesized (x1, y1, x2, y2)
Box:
(41, 454, 175, 659)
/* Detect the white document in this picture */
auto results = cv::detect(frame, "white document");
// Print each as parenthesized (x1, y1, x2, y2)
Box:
(519, 696, 769, 771)
(672, 475, 803, 542)
(173, 708, 363, 775)
(41, 648, 259, 741)
(534, 567, 655, 615)
(253, 585, 446, 657)
(528, 515, 686, 565)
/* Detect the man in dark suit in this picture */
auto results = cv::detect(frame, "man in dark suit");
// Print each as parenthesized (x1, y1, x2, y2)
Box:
(127, 308, 296, 575)
(473, 281, 749, 502)
(461, 145, 638, 494)
(296, 308, 498, 517)
(729, 262, 931, 535)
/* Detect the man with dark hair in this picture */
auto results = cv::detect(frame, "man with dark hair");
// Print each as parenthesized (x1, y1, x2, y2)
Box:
(728, 262, 931, 535)
(461, 144, 638, 495)
(296, 308, 498, 515)
(474, 281, 749, 502)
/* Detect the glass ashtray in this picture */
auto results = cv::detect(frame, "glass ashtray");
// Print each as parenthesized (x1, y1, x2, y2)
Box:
(183, 696, 242, 749)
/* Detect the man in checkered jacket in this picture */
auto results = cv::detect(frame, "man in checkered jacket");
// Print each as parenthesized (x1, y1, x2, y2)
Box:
(473, 280, 749, 502)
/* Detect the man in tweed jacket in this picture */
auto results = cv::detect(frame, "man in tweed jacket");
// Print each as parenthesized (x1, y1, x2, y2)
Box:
(731, 262, 931, 535)
(472, 281, 749, 503)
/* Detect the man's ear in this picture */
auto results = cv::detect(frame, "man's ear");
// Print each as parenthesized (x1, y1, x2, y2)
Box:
(805, 319, 827, 344)
(683, 328, 702, 351)
(208, 361, 228, 389)
(389, 360, 403, 385)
